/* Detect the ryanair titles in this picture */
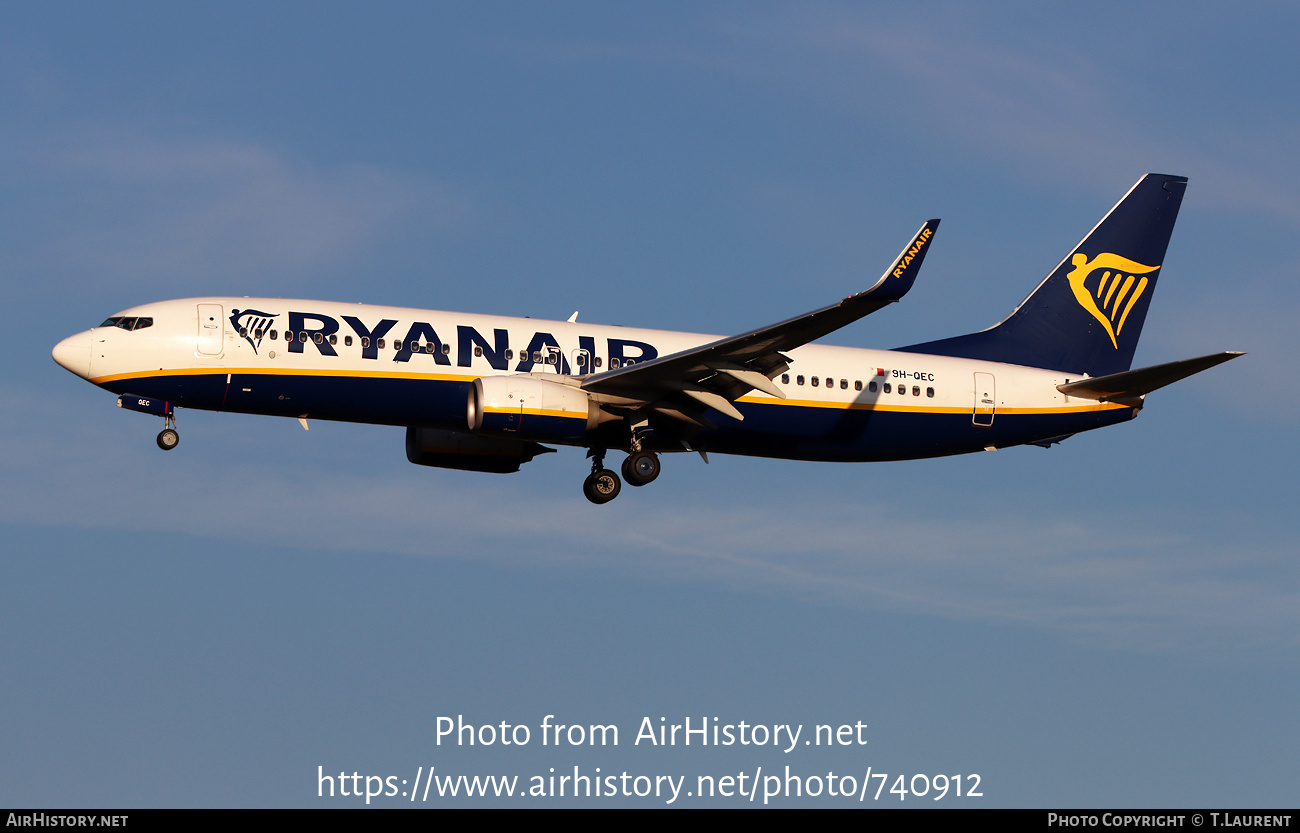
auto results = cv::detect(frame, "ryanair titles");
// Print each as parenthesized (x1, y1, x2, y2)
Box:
(264, 309, 658, 375)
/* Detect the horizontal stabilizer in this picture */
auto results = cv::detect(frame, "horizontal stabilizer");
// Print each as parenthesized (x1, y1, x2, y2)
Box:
(1057, 351, 1243, 403)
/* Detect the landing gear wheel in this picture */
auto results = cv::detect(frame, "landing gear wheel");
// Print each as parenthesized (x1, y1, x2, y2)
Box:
(583, 469, 622, 504)
(156, 428, 180, 451)
(622, 451, 660, 487)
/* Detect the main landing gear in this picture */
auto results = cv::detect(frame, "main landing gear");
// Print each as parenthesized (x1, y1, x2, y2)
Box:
(622, 450, 660, 487)
(582, 447, 661, 504)
(582, 466, 621, 505)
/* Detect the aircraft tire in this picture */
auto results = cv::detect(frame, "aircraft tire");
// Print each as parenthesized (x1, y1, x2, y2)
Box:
(156, 428, 180, 451)
(622, 451, 660, 487)
(583, 469, 621, 504)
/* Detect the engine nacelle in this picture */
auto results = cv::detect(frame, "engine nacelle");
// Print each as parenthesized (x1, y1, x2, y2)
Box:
(468, 375, 605, 443)
(405, 427, 554, 474)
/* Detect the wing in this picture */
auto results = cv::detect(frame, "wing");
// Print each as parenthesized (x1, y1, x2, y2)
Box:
(580, 219, 939, 424)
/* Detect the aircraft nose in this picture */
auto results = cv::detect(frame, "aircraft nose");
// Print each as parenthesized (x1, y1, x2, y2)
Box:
(52, 331, 93, 380)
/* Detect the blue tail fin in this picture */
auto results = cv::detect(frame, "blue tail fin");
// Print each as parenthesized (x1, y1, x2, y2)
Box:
(898, 174, 1187, 377)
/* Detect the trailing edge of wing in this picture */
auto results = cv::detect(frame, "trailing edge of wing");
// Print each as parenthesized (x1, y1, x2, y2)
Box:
(1056, 351, 1243, 403)
(581, 219, 940, 407)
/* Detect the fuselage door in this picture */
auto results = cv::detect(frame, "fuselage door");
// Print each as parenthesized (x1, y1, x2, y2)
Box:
(973, 372, 995, 426)
(197, 303, 224, 356)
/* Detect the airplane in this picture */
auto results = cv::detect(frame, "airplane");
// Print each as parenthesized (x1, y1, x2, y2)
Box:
(52, 173, 1241, 504)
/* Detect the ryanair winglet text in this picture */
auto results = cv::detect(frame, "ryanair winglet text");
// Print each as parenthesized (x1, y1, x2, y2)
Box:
(893, 226, 933, 277)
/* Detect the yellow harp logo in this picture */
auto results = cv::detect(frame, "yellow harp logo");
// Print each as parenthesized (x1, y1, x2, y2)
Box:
(1066, 253, 1160, 348)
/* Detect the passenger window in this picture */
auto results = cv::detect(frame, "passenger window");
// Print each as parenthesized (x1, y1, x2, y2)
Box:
(610, 358, 621, 369)
(474, 346, 483, 357)
(927, 387, 935, 398)
(395, 341, 403, 351)
(782, 374, 790, 384)
(329, 334, 337, 345)
(883, 383, 891, 393)
(912, 386, 920, 396)
(269, 330, 278, 340)
(240, 327, 248, 337)
(314, 333, 323, 344)
(797, 375, 804, 385)
(361, 337, 369, 348)
(595, 357, 602, 367)
(377, 338, 385, 349)
(505, 349, 513, 360)
(840, 379, 848, 389)
(254, 329, 263, 339)
(855, 380, 862, 391)
(344, 335, 352, 347)
(443, 343, 451, 355)
(299, 332, 308, 343)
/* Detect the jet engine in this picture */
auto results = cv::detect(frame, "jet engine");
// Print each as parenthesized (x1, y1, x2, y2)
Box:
(468, 375, 612, 443)
(405, 426, 554, 474)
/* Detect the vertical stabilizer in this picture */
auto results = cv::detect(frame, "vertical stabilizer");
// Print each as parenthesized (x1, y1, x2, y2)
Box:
(898, 174, 1187, 377)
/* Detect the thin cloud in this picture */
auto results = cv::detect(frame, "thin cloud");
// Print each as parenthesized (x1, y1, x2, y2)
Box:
(4, 126, 466, 291)
(718, 6, 1300, 223)
(5, 390, 1296, 654)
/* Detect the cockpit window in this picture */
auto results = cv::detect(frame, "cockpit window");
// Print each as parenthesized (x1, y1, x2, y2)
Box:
(98, 316, 153, 331)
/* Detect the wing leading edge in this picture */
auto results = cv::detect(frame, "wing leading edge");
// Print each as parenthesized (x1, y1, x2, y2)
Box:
(580, 219, 939, 423)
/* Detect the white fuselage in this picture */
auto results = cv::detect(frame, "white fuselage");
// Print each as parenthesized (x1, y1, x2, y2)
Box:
(54, 297, 1134, 463)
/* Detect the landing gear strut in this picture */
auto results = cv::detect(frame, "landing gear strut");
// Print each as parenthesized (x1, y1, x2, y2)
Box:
(582, 448, 621, 504)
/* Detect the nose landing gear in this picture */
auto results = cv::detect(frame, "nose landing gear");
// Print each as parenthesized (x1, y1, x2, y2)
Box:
(117, 395, 181, 451)
(156, 413, 180, 451)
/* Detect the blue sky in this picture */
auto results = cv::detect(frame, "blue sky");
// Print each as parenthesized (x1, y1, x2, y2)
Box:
(2, 2, 1296, 807)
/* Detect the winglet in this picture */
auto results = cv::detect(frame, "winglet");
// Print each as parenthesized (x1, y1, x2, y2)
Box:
(869, 219, 940, 304)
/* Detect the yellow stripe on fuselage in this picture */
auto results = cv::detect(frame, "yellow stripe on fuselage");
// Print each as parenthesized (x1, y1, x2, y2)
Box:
(93, 367, 1129, 417)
